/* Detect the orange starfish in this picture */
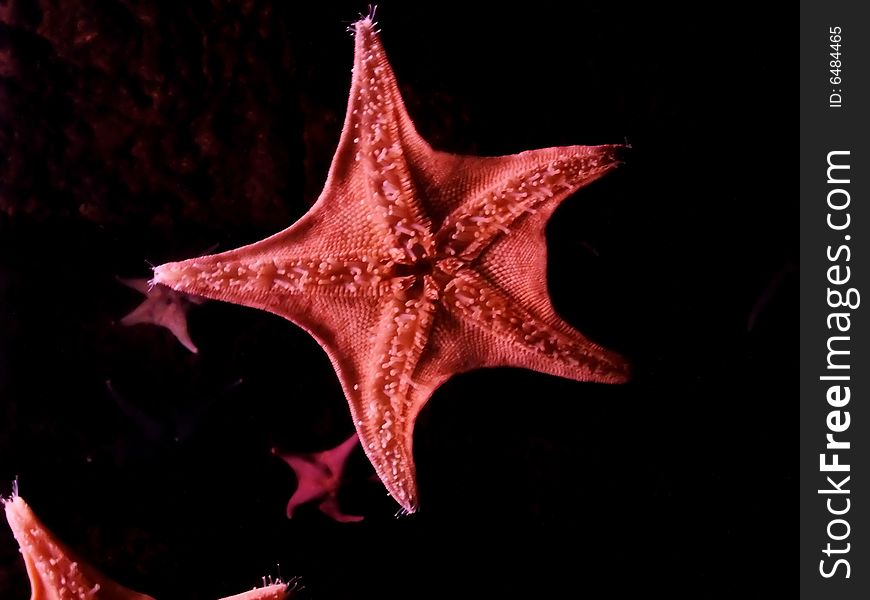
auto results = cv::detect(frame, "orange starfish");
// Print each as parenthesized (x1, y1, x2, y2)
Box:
(153, 16, 629, 513)
(3, 493, 291, 600)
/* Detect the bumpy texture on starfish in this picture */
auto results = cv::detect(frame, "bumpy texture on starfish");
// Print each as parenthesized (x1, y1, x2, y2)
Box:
(274, 433, 363, 522)
(153, 16, 629, 513)
(4, 494, 156, 599)
(212, 584, 289, 600)
(3, 493, 291, 600)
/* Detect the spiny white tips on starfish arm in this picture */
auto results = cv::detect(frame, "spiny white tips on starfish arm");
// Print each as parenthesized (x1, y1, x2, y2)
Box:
(151, 261, 186, 288)
(362, 439, 419, 514)
(390, 477, 418, 515)
(5, 493, 297, 600)
(155, 254, 393, 303)
(217, 583, 292, 600)
(152, 257, 242, 298)
(352, 13, 377, 37)
(4, 494, 157, 600)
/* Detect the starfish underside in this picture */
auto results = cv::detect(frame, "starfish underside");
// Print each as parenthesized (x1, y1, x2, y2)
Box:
(153, 17, 629, 513)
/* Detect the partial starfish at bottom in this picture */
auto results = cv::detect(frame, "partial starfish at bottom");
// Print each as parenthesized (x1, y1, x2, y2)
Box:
(3, 493, 291, 600)
(154, 16, 630, 513)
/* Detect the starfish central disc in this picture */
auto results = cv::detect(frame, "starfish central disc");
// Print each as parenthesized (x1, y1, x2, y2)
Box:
(153, 17, 629, 513)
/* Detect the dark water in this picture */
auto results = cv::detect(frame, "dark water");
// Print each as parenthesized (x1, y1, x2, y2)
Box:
(0, 2, 794, 598)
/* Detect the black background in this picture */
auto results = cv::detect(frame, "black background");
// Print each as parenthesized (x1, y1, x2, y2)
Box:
(0, 2, 794, 598)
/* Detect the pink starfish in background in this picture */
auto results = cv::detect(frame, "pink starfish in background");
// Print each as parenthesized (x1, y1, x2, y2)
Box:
(117, 277, 204, 354)
(3, 492, 292, 600)
(273, 433, 363, 523)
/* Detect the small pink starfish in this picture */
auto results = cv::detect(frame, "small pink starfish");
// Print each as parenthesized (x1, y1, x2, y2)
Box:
(273, 433, 364, 523)
(117, 277, 204, 353)
(3, 492, 292, 600)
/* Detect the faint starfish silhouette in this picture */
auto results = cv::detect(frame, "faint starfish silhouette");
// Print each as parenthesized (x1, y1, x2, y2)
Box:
(104, 378, 240, 451)
(153, 16, 629, 513)
(273, 433, 363, 522)
(3, 492, 292, 600)
(117, 277, 204, 353)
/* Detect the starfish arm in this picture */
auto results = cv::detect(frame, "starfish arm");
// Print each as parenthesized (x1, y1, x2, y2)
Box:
(159, 303, 199, 353)
(309, 17, 438, 264)
(217, 584, 291, 600)
(317, 496, 365, 523)
(285, 481, 328, 519)
(441, 268, 629, 383)
(4, 495, 157, 600)
(343, 277, 440, 513)
(155, 20, 446, 280)
(436, 144, 623, 261)
(153, 245, 410, 375)
(117, 276, 151, 295)
(119, 299, 160, 327)
(152, 240, 395, 304)
(119, 282, 200, 353)
(277, 454, 329, 485)
(316, 432, 359, 474)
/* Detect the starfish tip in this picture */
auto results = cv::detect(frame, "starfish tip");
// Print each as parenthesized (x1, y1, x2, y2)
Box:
(218, 582, 292, 600)
(608, 365, 631, 385)
(392, 492, 418, 515)
(150, 263, 178, 288)
(595, 143, 629, 170)
(352, 9, 382, 45)
(599, 353, 632, 385)
(3, 493, 25, 526)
